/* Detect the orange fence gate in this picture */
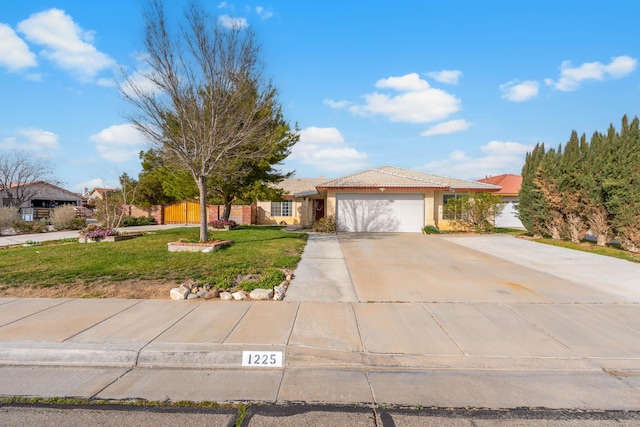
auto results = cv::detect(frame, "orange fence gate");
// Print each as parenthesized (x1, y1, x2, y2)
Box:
(163, 201, 201, 224)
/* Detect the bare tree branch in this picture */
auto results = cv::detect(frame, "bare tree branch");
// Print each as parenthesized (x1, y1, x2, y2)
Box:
(120, 0, 287, 241)
(0, 151, 56, 207)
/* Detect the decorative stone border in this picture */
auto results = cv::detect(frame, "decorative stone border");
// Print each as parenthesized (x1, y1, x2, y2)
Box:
(167, 240, 232, 252)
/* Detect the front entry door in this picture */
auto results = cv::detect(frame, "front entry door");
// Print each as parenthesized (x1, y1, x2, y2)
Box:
(313, 199, 325, 222)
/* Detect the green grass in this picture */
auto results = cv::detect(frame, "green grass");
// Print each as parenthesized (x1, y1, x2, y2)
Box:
(494, 227, 640, 262)
(535, 238, 640, 263)
(0, 226, 307, 288)
(492, 227, 529, 236)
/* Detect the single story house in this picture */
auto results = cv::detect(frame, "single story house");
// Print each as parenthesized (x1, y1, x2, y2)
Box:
(476, 174, 524, 229)
(0, 180, 84, 221)
(257, 166, 501, 232)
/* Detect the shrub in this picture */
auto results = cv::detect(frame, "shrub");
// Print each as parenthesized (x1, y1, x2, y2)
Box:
(0, 207, 20, 234)
(70, 218, 87, 230)
(121, 215, 156, 227)
(13, 219, 47, 233)
(312, 215, 337, 233)
(423, 225, 441, 234)
(50, 205, 76, 230)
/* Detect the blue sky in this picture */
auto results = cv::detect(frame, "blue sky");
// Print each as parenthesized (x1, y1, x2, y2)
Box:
(1, 1, 639, 192)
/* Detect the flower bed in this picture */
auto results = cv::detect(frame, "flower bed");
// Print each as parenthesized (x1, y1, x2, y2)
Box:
(79, 233, 142, 243)
(208, 219, 238, 230)
(167, 240, 232, 252)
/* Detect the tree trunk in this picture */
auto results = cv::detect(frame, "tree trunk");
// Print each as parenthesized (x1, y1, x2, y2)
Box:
(198, 176, 208, 242)
(221, 195, 234, 221)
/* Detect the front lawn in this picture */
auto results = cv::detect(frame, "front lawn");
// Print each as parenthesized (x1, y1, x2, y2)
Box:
(0, 226, 307, 297)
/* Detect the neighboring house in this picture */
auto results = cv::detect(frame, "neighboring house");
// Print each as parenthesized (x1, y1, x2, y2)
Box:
(87, 187, 118, 206)
(0, 181, 84, 221)
(476, 174, 524, 229)
(257, 166, 500, 232)
(0, 181, 83, 208)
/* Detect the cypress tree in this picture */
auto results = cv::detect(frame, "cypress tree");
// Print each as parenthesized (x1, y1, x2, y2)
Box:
(518, 143, 547, 237)
(611, 116, 640, 252)
(583, 131, 613, 245)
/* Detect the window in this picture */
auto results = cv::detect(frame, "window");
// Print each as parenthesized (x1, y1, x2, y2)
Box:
(442, 193, 466, 220)
(271, 200, 293, 217)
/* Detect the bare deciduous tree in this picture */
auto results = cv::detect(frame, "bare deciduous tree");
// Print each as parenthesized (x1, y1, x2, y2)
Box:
(120, 0, 287, 242)
(0, 151, 56, 207)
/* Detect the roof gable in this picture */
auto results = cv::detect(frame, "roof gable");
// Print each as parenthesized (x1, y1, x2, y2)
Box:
(477, 174, 522, 195)
(275, 177, 329, 197)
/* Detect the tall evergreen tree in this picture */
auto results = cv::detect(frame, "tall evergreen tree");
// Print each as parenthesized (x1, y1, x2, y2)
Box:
(518, 143, 547, 237)
(610, 116, 640, 252)
(583, 131, 613, 246)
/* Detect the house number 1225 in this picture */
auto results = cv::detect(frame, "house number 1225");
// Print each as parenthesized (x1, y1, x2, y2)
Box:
(242, 351, 283, 367)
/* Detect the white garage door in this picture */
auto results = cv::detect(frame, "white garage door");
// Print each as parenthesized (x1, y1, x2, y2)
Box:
(495, 197, 524, 228)
(336, 193, 424, 232)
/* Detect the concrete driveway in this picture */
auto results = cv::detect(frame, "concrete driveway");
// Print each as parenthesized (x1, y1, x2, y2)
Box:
(339, 233, 640, 303)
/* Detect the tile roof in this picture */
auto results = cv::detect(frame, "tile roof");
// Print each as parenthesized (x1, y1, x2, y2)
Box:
(317, 166, 501, 191)
(476, 174, 522, 195)
(276, 177, 329, 197)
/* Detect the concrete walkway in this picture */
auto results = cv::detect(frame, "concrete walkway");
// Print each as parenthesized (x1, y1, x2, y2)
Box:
(0, 233, 639, 410)
(284, 233, 358, 302)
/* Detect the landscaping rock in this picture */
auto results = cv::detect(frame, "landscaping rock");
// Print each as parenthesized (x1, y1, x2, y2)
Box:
(170, 288, 186, 300)
(232, 291, 247, 300)
(187, 294, 199, 300)
(249, 288, 273, 300)
(178, 284, 191, 297)
(204, 289, 219, 300)
(219, 292, 233, 300)
(196, 290, 208, 298)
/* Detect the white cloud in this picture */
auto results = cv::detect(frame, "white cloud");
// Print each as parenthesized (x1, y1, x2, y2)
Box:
(289, 127, 368, 173)
(17, 8, 115, 82)
(0, 23, 37, 72)
(219, 15, 249, 29)
(298, 127, 344, 144)
(420, 119, 470, 137)
(349, 73, 461, 123)
(545, 55, 637, 91)
(120, 58, 162, 97)
(426, 70, 462, 85)
(500, 79, 539, 102)
(256, 6, 273, 20)
(421, 140, 533, 179)
(0, 128, 59, 152)
(90, 124, 145, 162)
(323, 99, 350, 109)
(605, 55, 637, 77)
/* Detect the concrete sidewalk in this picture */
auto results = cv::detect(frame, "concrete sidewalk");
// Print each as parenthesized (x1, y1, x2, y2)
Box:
(1, 233, 639, 410)
(0, 224, 196, 247)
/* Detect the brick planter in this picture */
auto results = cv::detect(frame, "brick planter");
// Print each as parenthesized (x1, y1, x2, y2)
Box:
(167, 240, 232, 252)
